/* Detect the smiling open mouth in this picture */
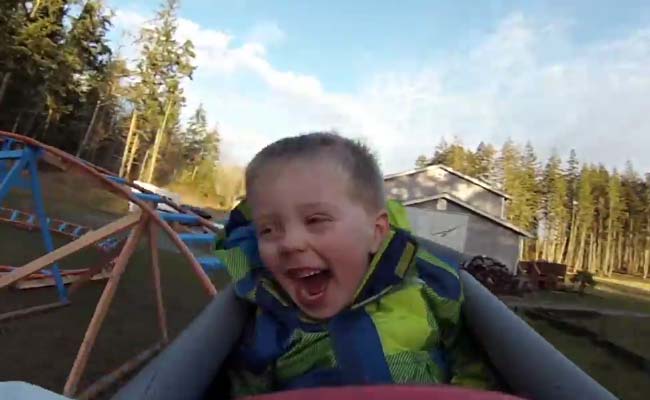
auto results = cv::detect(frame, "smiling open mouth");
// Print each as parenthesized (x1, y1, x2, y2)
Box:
(287, 268, 332, 304)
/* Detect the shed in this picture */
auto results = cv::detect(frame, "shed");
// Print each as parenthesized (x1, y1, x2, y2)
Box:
(384, 165, 533, 274)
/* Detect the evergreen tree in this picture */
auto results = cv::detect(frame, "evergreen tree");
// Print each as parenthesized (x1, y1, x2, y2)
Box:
(604, 170, 624, 276)
(180, 104, 220, 170)
(574, 166, 595, 271)
(132, 0, 196, 183)
(520, 141, 541, 231)
(473, 141, 497, 182)
(541, 152, 569, 262)
(620, 161, 645, 274)
(415, 154, 429, 168)
(445, 136, 472, 174)
(566, 149, 580, 231)
(430, 137, 450, 165)
(498, 139, 528, 229)
(643, 174, 650, 279)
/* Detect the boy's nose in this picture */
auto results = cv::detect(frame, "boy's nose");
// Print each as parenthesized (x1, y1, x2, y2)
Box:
(279, 227, 307, 254)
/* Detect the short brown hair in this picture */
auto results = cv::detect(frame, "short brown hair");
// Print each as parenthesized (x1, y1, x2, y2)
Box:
(245, 132, 385, 211)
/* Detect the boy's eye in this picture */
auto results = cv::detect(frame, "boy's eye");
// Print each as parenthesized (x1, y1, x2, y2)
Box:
(258, 226, 273, 236)
(306, 215, 331, 225)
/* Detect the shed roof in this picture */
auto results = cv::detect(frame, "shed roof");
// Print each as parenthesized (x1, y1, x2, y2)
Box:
(384, 164, 511, 200)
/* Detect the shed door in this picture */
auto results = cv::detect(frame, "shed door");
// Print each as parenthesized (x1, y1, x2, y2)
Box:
(406, 207, 468, 253)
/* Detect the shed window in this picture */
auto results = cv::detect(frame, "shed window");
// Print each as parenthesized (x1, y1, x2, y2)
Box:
(437, 198, 448, 210)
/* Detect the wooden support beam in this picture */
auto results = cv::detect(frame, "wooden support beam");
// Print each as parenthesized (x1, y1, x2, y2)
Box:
(0, 212, 141, 289)
(0, 301, 69, 323)
(148, 222, 168, 343)
(67, 260, 115, 296)
(76, 341, 164, 400)
(63, 217, 148, 397)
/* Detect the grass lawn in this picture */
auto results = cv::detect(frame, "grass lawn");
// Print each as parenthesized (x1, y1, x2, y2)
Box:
(524, 317, 650, 400)
(514, 289, 650, 400)
(513, 287, 650, 313)
(0, 221, 230, 395)
(0, 171, 231, 396)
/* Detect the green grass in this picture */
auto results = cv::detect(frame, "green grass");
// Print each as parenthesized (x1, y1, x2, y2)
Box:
(0, 169, 236, 396)
(524, 317, 650, 400)
(0, 223, 230, 394)
(515, 290, 650, 400)
(517, 288, 650, 313)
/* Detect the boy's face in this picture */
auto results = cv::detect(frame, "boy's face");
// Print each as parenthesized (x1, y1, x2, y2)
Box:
(249, 158, 389, 320)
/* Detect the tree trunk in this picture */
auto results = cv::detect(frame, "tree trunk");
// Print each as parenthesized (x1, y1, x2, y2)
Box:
(624, 221, 633, 273)
(587, 234, 595, 273)
(604, 215, 614, 276)
(576, 226, 588, 271)
(119, 112, 138, 178)
(645, 220, 650, 279)
(11, 112, 22, 133)
(125, 134, 140, 180)
(42, 108, 53, 139)
(548, 233, 556, 262)
(617, 230, 624, 274)
(144, 98, 173, 183)
(556, 232, 568, 264)
(565, 209, 579, 267)
(139, 148, 151, 181)
(30, 0, 42, 18)
(0, 72, 12, 108)
(76, 99, 101, 158)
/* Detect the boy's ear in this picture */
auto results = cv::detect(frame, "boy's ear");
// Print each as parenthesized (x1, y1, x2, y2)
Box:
(370, 209, 390, 253)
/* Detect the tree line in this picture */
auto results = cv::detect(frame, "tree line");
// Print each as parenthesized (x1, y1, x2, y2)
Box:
(0, 0, 240, 207)
(417, 138, 650, 279)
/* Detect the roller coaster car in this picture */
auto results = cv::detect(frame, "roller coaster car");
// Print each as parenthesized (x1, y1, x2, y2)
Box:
(112, 238, 617, 400)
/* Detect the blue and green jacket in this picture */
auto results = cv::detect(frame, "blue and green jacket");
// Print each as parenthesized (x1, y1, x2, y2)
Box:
(215, 200, 495, 397)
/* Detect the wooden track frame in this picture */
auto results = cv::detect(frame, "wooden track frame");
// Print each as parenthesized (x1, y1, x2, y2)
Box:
(0, 132, 220, 399)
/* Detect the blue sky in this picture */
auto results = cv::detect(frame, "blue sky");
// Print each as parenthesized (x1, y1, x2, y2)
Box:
(106, 0, 650, 174)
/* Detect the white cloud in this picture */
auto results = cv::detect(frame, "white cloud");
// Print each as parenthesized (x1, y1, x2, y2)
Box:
(245, 21, 287, 47)
(112, 9, 650, 174)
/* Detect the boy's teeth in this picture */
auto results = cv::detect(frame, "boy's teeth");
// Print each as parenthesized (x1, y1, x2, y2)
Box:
(297, 270, 321, 278)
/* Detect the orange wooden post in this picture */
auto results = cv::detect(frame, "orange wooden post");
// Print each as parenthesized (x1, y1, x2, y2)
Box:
(148, 221, 168, 343)
(0, 212, 141, 289)
(63, 216, 148, 397)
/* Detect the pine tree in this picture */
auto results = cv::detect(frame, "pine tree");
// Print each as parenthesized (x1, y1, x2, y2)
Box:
(620, 161, 645, 275)
(604, 170, 624, 276)
(520, 142, 540, 231)
(473, 141, 497, 183)
(642, 174, 650, 279)
(445, 136, 472, 174)
(132, 0, 196, 183)
(574, 166, 595, 271)
(0, 0, 27, 106)
(590, 165, 610, 274)
(541, 152, 569, 262)
(181, 104, 211, 169)
(415, 155, 429, 168)
(430, 137, 450, 165)
(498, 139, 529, 229)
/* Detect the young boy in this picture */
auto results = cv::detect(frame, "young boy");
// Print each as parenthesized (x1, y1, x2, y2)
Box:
(215, 132, 495, 397)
